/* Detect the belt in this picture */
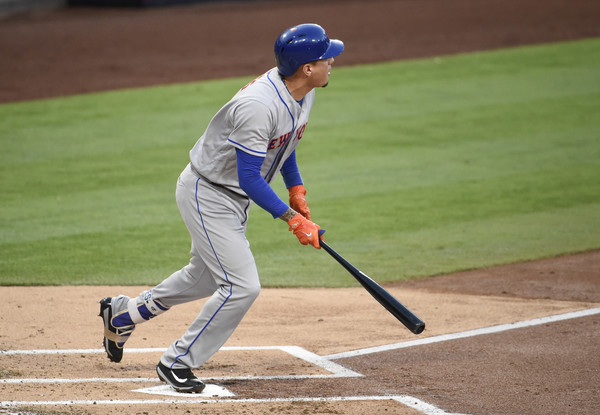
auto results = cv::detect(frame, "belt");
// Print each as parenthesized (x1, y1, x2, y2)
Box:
(189, 163, 249, 200)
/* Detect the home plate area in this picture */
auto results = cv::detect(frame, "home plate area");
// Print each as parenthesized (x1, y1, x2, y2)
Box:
(128, 344, 362, 398)
(0, 343, 464, 414)
(134, 383, 235, 398)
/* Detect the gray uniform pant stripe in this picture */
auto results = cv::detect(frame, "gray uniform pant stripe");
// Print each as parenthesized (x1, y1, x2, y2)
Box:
(155, 164, 260, 369)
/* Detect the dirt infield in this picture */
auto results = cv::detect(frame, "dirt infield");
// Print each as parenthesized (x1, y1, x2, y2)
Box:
(1, 0, 600, 414)
(1, 260, 599, 414)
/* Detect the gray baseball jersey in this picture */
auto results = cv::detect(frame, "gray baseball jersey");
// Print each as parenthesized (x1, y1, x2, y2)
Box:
(190, 67, 314, 194)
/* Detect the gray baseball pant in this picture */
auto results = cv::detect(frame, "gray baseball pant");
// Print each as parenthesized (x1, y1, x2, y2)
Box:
(111, 163, 261, 369)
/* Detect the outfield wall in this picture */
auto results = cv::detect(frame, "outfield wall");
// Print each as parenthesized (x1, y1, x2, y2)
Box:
(0, 0, 263, 17)
(67, 0, 258, 6)
(0, 0, 65, 16)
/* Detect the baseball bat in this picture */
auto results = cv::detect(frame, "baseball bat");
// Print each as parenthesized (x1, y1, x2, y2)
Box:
(318, 230, 425, 335)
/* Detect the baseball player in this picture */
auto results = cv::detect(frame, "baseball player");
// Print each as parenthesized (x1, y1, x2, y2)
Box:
(98, 23, 343, 393)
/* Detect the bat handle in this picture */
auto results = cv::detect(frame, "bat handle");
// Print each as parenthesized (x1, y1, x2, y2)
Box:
(317, 229, 341, 259)
(318, 229, 327, 248)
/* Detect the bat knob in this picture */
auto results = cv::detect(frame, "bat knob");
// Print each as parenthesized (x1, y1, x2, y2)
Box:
(318, 229, 326, 237)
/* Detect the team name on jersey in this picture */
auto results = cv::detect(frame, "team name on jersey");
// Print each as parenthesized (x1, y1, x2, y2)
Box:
(267, 123, 307, 151)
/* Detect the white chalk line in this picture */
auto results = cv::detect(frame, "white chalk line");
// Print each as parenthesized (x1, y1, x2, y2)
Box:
(325, 307, 600, 360)
(2, 307, 597, 414)
(0, 345, 363, 385)
(0, 374, 354, 385)
(0, 395, 466, 415)
(0, 345, 300, 356)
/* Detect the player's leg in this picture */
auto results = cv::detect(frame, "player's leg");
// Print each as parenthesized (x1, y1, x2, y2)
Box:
(159, 169, 260, 372)
(99, 245, 218, 363)
(149, 242, 219, 306)
(99, 167, 220, 363)
(99, 296, 137, 363)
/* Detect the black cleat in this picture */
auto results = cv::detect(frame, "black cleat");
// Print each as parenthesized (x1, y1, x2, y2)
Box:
(156, 361, 206, 393)
(98, 297, 134, 363)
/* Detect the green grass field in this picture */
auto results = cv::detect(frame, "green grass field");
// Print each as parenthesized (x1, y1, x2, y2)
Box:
(1, 38, 599, 287)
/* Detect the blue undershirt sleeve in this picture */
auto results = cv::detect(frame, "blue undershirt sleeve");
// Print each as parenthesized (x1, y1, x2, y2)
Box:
(236, 148, 289, 219)
(280, 150, 303, 189)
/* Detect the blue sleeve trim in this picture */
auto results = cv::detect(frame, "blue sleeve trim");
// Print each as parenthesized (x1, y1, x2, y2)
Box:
(281, 150, 303, 189)
(228, 138, 267, 156)
(236, 148, 289, 219)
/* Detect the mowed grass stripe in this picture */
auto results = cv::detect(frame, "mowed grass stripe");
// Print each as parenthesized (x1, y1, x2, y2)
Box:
(1, 39, 598, 286)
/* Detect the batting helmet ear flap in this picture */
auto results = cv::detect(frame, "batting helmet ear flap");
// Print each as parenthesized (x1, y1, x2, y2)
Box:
(274, 23, 344, 76)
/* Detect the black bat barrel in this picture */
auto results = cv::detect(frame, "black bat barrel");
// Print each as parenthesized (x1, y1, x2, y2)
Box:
(318, 231, 425, 335)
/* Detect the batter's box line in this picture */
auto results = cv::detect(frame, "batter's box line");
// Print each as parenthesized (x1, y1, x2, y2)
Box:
(0, 345, 364, 384)
(324, 307, 600, 360)
(0, 395, 469, 415)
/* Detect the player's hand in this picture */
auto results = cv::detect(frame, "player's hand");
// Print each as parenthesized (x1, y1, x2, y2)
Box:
(288, 185, 311, 220)
(287, 213, 321, 249)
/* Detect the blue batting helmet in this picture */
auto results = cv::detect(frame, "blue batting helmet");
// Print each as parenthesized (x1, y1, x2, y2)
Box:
(274, 23, 344, 77)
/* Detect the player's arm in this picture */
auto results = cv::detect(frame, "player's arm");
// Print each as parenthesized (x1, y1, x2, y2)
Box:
(280, 150, 303, 188)
(280, 151, 311, 220)
(236, 148, 288, 218)
(236, 148, 320, 248)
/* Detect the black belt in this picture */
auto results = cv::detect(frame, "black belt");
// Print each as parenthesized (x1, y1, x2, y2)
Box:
(189, 163, 249, 200)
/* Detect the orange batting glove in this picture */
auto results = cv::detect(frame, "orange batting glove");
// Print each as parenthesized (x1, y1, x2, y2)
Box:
(287, 213, 321, 249)
(288, 184, 311, 220)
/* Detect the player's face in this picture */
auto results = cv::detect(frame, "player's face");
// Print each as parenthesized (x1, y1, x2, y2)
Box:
(310, 57, 334, 88)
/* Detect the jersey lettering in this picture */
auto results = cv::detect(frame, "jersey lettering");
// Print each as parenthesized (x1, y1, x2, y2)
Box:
(295, 123, 306, 141)
(267, 122, 308, 151)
